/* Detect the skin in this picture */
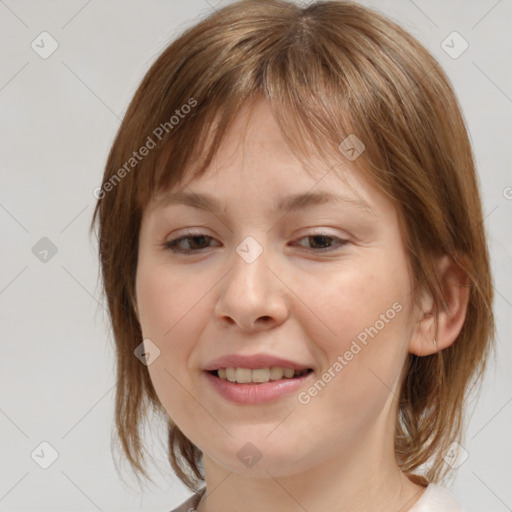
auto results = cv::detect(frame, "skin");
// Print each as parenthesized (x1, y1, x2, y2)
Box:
(135, 98, 469, 512)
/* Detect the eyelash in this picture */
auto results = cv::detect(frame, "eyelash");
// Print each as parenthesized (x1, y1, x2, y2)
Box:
(164, 231, 349, 254)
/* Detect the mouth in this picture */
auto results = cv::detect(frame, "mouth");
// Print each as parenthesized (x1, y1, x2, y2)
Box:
(207, 367, 314, 384)
(204, 366, 315, 404)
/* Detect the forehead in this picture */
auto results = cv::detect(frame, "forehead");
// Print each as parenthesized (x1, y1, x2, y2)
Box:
(156, 101, 350, 191)
(150, 98, 393, 223)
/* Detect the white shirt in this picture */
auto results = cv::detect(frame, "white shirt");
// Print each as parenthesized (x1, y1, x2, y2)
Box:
(410, 483, 465, 511)
(170, 483, 465, 511)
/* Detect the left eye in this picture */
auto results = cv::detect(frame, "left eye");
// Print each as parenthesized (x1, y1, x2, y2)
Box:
(164, 232, 348, 254)
(293, 233, 349, 251)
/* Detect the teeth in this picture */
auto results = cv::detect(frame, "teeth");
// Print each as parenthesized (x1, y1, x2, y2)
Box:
(215, 367, 310, 384)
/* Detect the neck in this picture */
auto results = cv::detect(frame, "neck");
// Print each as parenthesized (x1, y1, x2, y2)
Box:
(196, 424, 426, 512)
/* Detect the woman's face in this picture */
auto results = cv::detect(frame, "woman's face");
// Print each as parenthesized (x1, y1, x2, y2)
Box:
(135, 99, 420, 478)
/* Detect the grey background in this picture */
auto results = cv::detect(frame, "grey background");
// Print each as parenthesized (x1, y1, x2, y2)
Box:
(0, 0, 511, 511)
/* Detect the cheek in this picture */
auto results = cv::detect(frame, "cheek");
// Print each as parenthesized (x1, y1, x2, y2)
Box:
(136, 261, 199, 339)
(314, 261, 404, 343)
(136, 264, 208, 424)
(307, 251, 412, 391)
(136, 264, 196, 382)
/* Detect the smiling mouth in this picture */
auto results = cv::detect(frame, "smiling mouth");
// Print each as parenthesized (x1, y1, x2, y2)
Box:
(207, 368, 314, 384)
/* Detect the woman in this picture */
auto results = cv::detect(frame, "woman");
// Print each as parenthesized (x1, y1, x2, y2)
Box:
(90, 1, 495, 510)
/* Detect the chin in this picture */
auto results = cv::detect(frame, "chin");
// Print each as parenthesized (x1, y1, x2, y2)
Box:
(205, 438, 313, 477)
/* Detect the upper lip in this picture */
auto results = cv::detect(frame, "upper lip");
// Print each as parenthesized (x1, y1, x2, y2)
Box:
(203, 353, 313, 371)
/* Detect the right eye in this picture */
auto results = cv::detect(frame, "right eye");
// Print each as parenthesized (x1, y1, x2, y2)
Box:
(164, 233, 218, 254)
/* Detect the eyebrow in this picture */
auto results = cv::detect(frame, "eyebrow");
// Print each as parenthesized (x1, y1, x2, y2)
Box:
(156, 190, 374, 215)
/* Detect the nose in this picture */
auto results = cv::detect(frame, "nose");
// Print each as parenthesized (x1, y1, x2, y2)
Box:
(214, 240, 289, 331)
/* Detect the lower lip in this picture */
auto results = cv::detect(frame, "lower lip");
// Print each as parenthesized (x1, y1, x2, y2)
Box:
(204, 370, 314, 404)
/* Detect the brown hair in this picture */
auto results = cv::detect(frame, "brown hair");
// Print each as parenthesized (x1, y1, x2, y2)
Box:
(90, 0, 495, 492)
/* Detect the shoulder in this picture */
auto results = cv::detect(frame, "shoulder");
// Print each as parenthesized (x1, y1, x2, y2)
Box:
(169, 487, 206, 512)
(410, 483, 465, 512)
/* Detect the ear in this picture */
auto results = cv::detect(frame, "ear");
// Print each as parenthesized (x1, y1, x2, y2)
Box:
(409, 254, 470, 356)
